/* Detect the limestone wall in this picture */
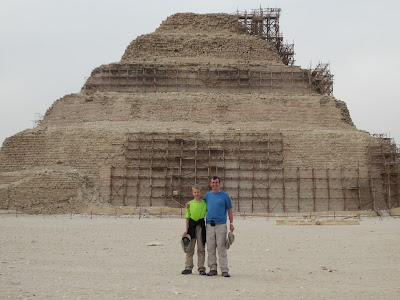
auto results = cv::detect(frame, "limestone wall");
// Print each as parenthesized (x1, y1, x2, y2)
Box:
(0, 169, 90, 213)
(84, 63, 317, 95)
(0, 92, 388, 213)
(0, 87, 380, 213)
(39, 93, 353, 130)
(0, 126, 126, 212)
(121, 34, 282, 64)
(109, 131, 386, 213)
(121, 13, 282, 64)
(155, 13, 242, 35)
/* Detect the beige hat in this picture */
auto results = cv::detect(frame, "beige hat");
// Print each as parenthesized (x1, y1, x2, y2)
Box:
(225, 231, 235, 249)
(181, 234, 191, 253)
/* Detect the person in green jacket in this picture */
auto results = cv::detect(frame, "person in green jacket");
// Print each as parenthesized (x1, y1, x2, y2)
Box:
(181, 186, 207, 275)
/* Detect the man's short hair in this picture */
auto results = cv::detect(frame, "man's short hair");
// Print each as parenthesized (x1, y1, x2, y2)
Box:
(211, 176, 221, 182)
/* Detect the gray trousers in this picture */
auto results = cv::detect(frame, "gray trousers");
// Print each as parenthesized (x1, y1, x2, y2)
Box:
(206, 223, 228, 273)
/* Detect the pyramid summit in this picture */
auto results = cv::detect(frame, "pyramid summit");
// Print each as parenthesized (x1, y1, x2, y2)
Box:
(120, 12, 283, 64)
(0, 8, 398, 214)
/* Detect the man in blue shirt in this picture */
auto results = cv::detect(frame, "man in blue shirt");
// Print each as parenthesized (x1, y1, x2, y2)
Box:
(204, 176, 234, 277)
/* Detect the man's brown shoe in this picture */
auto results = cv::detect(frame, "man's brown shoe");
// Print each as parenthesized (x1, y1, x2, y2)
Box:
(207, 270, 218, 276)
(222, 272, 231, 277)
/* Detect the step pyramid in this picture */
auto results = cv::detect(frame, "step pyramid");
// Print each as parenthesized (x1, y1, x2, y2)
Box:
(0, 8, 397, 214)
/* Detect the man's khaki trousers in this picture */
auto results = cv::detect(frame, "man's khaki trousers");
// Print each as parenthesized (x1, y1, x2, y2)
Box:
(206, 223, 228, 273)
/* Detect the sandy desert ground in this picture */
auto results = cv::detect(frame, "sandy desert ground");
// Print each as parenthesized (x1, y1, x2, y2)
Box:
(1, 213, 400, 299)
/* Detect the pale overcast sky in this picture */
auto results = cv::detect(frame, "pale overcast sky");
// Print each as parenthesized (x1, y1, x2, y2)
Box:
(1, 0, 399, 147)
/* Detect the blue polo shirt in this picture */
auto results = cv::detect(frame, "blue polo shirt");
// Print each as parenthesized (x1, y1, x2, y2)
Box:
(204, 190, 233, 224)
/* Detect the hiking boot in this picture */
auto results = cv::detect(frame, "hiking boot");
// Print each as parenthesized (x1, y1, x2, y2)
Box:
(199, 270, 207, 276)
(181, 269, 192, 275)
(207, 270, 218, 276)
(222, 272, 231, 277)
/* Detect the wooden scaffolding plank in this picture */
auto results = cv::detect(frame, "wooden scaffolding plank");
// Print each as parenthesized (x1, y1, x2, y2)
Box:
(109, 166, 113, 204)
(149, 138, 154, 206)
(297, 167, 300, 213)
(341, 167, 346, 210)
(326, 167, 331, 211)
(122, 167, 127, 206)
(164, 139, 169, 206)
(312, 167, 316, 211)
(237, 134, 241, 211)
(252, 149, 255, 213)
(282, 167, 286, 212)
(357, 163, 361, 208)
